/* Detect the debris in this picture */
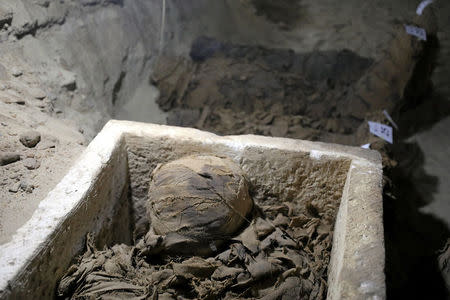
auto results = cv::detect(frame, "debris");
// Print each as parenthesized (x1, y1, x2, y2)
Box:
(36, 139, 56, 150)
(0, 9, 13, 29)
(8, 182, 20, 193)
(270, 118, 289, 137)
(1, 96, 25, 105)
(19, 130, 41, 148)
(29, 88, 47, 100)
(61, 73, 77, 91)
(0, 152, 20, 166)
(11, 67, 22, 77)
(23, 158, 40, 170)
(19, 181, 34, 193)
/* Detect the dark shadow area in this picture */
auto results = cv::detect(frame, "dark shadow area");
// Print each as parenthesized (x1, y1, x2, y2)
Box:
(250, 0, 303, 28)
(397, 91, 450, 139)
(384, 31, 450, 299)
(384, 140, 450, 299)
(395, 34, 449, 139)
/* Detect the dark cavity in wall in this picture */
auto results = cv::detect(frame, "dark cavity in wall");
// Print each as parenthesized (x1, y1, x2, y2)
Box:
(250, 0, 302, 28)
(112, 71, 126, 107)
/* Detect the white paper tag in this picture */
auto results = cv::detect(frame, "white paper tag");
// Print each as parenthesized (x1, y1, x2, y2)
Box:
(416, 0, 433, 15)
(383, 110, 399, 130)
(405, 25, 427, 41)
(361, 143, 371, 149)
(368, 121, 393, 144)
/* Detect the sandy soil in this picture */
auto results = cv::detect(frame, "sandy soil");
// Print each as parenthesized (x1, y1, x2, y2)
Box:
(0, 44, 87, 244)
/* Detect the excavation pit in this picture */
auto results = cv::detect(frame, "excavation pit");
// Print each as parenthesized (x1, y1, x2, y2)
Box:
(0, 120, 385, 299)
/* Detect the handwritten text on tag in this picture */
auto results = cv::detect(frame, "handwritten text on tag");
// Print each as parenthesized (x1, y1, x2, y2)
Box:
(416, 0, 433, 15)
(405, 25, 427, 41)
(368, 121, 393, 144)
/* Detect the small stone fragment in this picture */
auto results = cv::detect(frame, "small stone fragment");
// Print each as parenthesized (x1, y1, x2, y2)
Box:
(288, 125, 318, 140)
(23, 158, 40, 170)
(0, 9, 13, 30)
(36, 139, 56, 150)
(19, 181, 34, 193)
(8, 182, 20, 193)
(11, 67, 22, 77)
(2, 96, 25, 105)
(270, 118, 289, 137)
(61, 75, 77, 91)
(325, 118, 339, 133)
(19, 130, 41, 148)
(29, 87, 47, 100)
(0, 152, 20, 166)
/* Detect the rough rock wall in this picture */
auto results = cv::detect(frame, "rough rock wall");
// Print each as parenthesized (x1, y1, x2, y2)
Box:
(0, 0, 420, 139)
(0, 0, 164, 138)
(0, 0, 298, 139)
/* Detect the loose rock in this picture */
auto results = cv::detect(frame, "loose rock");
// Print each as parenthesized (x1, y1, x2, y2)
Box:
(23, 158, 40, 170)
(29, 87, 47, 100)
(36, 139, 56, 150)
(61, 74, 77, 91)
(0, 9, 12, 29)
(8, 182, 20, 193)
(19, 130, 41, 148)
(19, 181, 34, 193)
(0, 152, 20, 166)
(11, 67, 22, 77)
(2, 96, 25, 105)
